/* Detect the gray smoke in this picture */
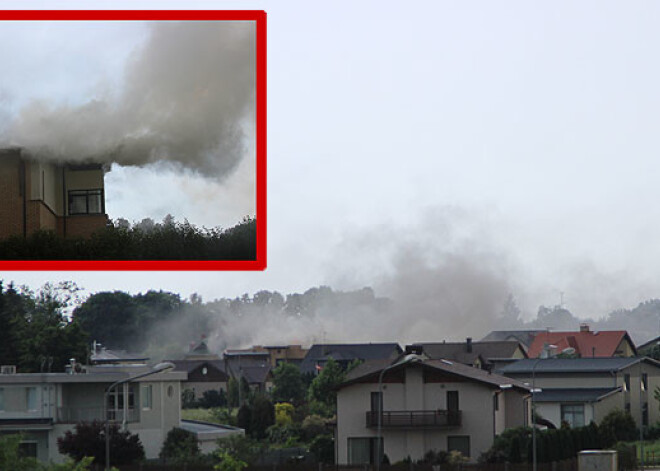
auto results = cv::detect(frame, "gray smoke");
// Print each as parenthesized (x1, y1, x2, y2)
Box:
(3, 21, 255, 177)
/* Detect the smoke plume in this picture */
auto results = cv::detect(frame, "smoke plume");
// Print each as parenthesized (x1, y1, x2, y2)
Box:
(3, 21, 255, 177)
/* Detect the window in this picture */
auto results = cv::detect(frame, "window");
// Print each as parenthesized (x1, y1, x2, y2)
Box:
(625, 402, 631, 413)
(624, 374, 631, 391)
(448, 436, 470, 458)
(0, 388, 4, 411)
(68, 189, 104, 215)
(25, 387, 37, 412)
(643, 402, 649, 426)
(561, 404, 585, 428)
(18, 442, 38, 459)
(642, 373, 648, 391)
(493, 393, 499, 411)
(142, 385, 153, 410)
(371, 391, 383, 413)
(167, 385, 174, 398)
(347, 437, 383, 465)
(447, 391, 459, 411)
(107, 386, 135, 419)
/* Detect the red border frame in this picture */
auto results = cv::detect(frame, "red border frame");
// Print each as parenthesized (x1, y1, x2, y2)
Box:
(0, 10, 267, 271)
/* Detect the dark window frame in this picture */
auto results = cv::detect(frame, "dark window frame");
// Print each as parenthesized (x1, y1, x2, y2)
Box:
(68, 188, 104, 215)
(447, 435, 470, 458)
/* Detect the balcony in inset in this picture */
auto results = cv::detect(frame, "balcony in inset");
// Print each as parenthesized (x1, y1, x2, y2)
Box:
(366, 410, 461, 428)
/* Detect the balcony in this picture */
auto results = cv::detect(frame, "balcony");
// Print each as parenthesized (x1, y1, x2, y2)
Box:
(366, 410, 461, 428)
(56, 407, 139, 424)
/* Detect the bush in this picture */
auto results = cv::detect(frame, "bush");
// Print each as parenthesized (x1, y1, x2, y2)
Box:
(309, 435, 334, 464)
(614, 442, 637, 471)
(57, 420, 145, 467)
(599, 409, 637, 445)
(199, 390, 228, 408)
(275, 402, 295, 426)
(301, 415, 327, 441)
(159, 427, 202, 465)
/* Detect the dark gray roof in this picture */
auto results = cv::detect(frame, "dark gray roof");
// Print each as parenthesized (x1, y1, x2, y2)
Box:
(341, 357, 530, 392)
(415, 341, 526, 364)
(533, 388, 621, 403)
(301, 343, 402, 374)
(241, 365, 272, 384)
(496, 357, 659, 375)
(169, 359, 227, 374)
(480, 330, 545, 348)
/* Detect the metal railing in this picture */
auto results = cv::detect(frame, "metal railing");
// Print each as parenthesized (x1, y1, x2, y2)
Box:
(366, 410, 461, 428)
(56, 406, 139, 423)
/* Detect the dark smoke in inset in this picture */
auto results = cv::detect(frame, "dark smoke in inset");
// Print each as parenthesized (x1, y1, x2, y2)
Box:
(3, 21, 255, 178)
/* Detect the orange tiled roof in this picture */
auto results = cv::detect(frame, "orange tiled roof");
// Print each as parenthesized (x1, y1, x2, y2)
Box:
(527, 329, 635, 358)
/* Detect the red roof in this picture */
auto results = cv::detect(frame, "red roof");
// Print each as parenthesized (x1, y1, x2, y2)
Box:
(527, 328, 635, 358)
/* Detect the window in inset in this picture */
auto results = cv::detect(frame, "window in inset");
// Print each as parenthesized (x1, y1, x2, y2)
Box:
(68, 189, 104, 215)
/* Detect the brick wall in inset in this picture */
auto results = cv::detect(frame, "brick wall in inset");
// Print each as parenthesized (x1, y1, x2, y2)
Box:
(0, 154, 25, 239)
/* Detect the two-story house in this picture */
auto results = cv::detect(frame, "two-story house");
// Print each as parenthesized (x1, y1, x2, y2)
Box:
(336, 356, 530, 464)
(497, 357, 660, 429)
(0, 363, 186, 463)
(0, 147, 108, 240)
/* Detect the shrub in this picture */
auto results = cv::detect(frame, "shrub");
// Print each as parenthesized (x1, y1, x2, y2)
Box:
(301, 415, 327, 441)
(159, 427, 202, 464)
(309, 435, 335, 464)
(57, 420, 145, 467)
(614, 442, 637, 471)
(599, 409, 637, 445)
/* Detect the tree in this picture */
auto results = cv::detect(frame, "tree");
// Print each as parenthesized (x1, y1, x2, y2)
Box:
(250, 395, 275, 439)
(199, 389, 228, 408)
(228, 378, 240, 408)
(271, 363, 305, 404)
(307, 358, 345, 415)
(159, 427, 202, 465)
(237, 404, 252, 435)
(0, 434, 40, 471)
(57, 420, 145, 467)
(275, 402, 295, 426)
(599, 409, 637, 445)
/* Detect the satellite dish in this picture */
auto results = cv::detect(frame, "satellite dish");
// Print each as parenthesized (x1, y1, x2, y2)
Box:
(562, 347, 576, 355)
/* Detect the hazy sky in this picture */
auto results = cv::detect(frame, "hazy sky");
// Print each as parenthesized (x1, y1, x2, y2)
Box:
(3, 1, 660, 328)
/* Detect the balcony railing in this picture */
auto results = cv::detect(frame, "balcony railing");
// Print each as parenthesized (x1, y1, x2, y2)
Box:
(366, 410, 461, 428)
(56, 407, 139, 424)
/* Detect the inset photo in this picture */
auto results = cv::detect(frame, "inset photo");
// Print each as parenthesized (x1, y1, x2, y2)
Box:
(0, 11, 266, 269)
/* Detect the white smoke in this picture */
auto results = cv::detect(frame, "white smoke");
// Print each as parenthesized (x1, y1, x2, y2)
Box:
(3, 21, 255, 178)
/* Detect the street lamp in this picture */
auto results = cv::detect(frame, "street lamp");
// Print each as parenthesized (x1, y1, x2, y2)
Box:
(376, 354, 422, 471)
(105, 362, 175, 471)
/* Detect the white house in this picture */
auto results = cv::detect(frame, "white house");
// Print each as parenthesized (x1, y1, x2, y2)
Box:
(0, 363, 186, 463)
(497, 356, 660, 429)
(336, 356, 530, 464)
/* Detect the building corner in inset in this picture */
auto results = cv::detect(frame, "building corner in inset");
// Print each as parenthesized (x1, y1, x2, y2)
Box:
(0, 147, 109, 240)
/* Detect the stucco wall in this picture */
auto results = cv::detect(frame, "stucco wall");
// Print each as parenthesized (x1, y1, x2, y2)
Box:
(336, 366, 514, 464)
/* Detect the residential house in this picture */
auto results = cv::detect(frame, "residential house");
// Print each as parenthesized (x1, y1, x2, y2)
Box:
(167, 340, 230, 400)
(0, 147, 108, 240)
(223, 350, 273, 393)
(301, 343, 403, 375)
(497, 357, 660, 429)
(224, 344, 308, 369)
(414, 338, 527, 371)
(527, 324, 637, 358)
(480, 330, 545, 351)
(336, 355, 530, 464)
(0, 362, 186, 463)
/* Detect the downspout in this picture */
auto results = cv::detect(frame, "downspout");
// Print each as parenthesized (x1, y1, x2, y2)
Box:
(19, 159, 26, 238)
(61, 168, 67, 238)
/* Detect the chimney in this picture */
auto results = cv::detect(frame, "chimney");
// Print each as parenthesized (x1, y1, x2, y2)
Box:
(466, 337, 473, 353)
(580, 323, 590, 333)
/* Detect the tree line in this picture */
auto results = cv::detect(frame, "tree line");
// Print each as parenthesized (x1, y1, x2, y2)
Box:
(0, 215, 256, 260)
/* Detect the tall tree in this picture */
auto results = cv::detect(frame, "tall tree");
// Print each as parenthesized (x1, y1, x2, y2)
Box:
(307, 358, 345, 415)
(271, 363, 305, 404)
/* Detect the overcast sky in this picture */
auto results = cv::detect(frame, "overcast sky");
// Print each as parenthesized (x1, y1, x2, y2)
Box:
(3, 1, 660, 328)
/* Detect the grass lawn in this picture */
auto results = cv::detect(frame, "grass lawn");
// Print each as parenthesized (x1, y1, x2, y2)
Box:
(182, 407, 237, 425)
